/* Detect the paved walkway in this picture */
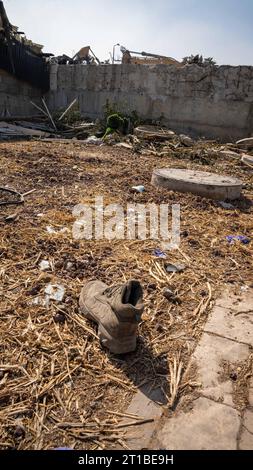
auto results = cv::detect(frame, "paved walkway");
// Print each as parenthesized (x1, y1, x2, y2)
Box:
(122, 287, 253, 450)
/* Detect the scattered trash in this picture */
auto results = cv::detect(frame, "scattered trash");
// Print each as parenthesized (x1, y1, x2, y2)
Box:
(39, 260, 51, 271)
(131, 185, 145, 193)
(153, 248, 167, 259)
(31, 283, 65, 307)
(226, 235, 250, 245)
(219, 201, 235, 209)
(165, 263, 186, 273)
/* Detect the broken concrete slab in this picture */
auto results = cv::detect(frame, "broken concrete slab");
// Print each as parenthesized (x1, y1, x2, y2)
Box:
(191, 332, 250, 406)
(157, 397, 240, 450)
(120, 386, 165, 450)
(204, 302, 253, 346)
(151, 168, 243, 200)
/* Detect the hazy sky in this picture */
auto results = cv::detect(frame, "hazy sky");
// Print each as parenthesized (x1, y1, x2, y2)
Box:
(4, 0, 253, 65)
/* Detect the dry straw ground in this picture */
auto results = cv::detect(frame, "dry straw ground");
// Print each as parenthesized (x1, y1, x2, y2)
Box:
(0, 137, 252, 449)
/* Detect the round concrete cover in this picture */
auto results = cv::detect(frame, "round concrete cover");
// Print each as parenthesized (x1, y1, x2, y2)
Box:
(151, 168, 243, 200)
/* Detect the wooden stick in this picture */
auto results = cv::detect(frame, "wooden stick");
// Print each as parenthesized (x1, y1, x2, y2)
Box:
(21, 189, 37, 198)
(58, 98, 77, 121)
(30, 101, 48, 118)
(116, 418, 154, 429)
(42, 98, 57, 131)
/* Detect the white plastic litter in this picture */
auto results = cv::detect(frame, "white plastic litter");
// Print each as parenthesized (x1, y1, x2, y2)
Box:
(131, 185, 145, 193)
(45, 284, 65, 302)
(30, 283, 65, 308)
(46, 226, 69, 234)
(39, 260, 51, 271)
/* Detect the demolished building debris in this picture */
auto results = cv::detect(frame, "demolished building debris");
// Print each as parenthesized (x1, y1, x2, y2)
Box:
(0, 1, 50, 90)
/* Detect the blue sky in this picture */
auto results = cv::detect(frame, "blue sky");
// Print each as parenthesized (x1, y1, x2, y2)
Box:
(4, 0, 253, 65)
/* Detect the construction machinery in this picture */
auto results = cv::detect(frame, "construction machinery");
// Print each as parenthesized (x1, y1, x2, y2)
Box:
(120, 46, 182, 66)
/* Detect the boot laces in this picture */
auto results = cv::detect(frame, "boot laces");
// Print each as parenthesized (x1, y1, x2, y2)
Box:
(103, 285, 121, 298)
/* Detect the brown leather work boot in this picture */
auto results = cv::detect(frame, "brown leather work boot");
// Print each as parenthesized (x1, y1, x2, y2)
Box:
(79, 279, 144, 354)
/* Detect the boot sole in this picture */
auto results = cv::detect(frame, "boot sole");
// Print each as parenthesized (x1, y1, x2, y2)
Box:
(79, 300, 137, 354)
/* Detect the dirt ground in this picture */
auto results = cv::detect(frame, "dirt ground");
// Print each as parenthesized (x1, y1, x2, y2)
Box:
(0, 138, 252, 449)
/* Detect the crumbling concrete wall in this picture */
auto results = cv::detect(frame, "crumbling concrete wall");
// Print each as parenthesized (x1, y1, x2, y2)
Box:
(48, 63, 253, 140)
(0, 69, 42, 117)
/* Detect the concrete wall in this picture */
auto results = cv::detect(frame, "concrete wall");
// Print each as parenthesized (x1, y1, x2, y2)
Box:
(48, 63, 253, 140)
(1, 64, 253, 140)
(0, 69, 42, 117)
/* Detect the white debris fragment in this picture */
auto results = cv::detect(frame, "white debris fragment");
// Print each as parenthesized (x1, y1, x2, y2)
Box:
(115, 142, 133, 149)
(85, 136, 103, 145)
(45, 284, 65, 302)
(39, 260, 51, 271)
(30, 283, 65, 308)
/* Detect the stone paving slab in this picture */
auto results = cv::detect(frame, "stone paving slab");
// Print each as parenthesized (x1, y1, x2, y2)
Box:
(204, 300, 253, 346)
(155, 288, 253, 450)
(243, 410, 253, 434)
(121, 386, 165, 450)
(157, 397, 240, 450)
(216, 288, 253, 315)
(192, 332, 250, 406)
(239, 428, 253, 450)
(123, 288, 253, 450)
